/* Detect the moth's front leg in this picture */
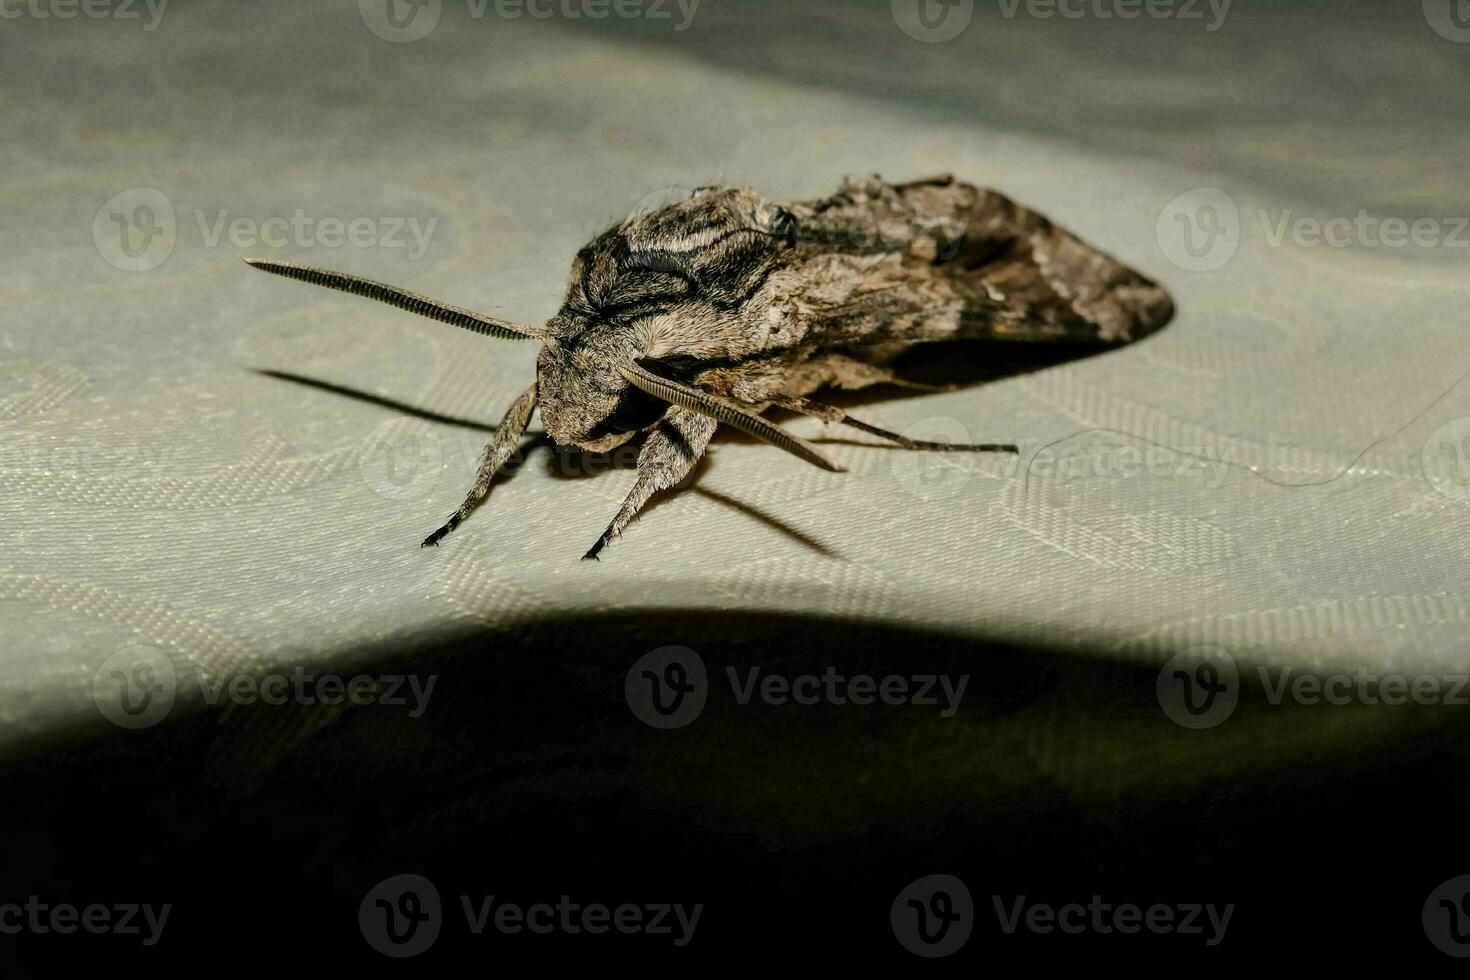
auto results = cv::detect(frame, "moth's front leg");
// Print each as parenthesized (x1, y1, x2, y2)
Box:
(582, 407, 718, 561)
(421, 382, 538, 547)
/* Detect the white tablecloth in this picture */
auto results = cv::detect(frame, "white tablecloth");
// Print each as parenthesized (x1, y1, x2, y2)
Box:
(4, 0, 1468, 739)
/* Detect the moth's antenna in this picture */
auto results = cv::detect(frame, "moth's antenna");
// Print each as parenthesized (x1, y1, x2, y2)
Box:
(620, 361, 843, 473)
(241, 257, 544, 341)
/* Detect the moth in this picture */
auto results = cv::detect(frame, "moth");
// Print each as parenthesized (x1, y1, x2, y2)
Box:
(245, 175, 1173, 560)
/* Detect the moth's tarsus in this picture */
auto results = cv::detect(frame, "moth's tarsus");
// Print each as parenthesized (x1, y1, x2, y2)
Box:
(885, 378, 959, 394)
(582, 408, 718, 558)
(418, 383, 538, 546)
(245, 176, 1172, 559)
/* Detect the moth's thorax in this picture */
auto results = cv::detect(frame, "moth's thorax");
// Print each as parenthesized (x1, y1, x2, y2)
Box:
(534, 186, 805, 452)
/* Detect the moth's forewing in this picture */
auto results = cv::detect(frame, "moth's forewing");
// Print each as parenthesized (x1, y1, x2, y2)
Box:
(789, 176, 1174, 348)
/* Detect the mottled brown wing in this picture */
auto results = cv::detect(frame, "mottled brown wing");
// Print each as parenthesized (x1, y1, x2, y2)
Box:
(788, 175, 1174, 346)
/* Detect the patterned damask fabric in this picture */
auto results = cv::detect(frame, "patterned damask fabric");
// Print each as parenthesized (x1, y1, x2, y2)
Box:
(3, 1, 1468, 740)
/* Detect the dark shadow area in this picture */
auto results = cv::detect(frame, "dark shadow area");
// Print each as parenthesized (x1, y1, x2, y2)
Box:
(253, 369, 500, 432)
(3, 612, 1467, 971)
(691, 486, 838, 557)
(887, 337, 1130, 388)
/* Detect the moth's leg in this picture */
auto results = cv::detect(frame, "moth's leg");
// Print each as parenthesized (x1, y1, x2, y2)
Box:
(770, 395, 1017, 454)
(421, 383, 538, 547)
(582, 407, 718, 561)
(883, 377, 959, 394)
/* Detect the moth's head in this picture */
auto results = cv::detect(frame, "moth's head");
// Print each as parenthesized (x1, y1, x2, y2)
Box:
(535, 328, 665, 453)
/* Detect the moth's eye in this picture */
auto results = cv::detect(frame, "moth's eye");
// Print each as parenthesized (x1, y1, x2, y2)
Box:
(582, 384, 667, 442)
(769, 208, 797, 244)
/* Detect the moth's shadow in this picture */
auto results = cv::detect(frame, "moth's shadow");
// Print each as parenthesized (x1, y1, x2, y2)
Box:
(250, 368, 839, 558)
(926, 337, 1115, 378)
(833, 338, 1120, 409)
(252, 369, 501, 434)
